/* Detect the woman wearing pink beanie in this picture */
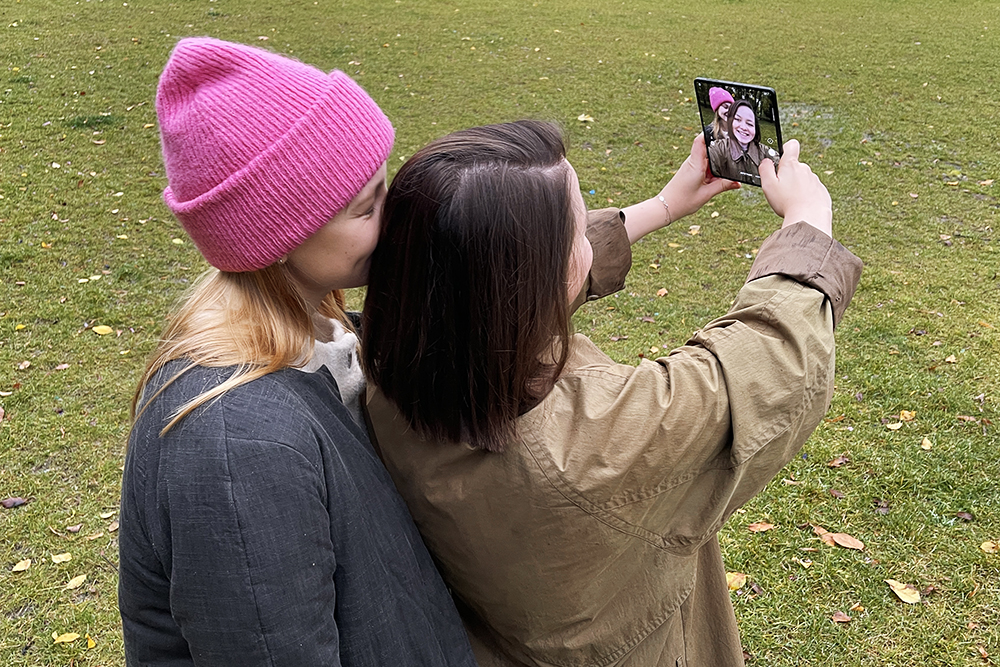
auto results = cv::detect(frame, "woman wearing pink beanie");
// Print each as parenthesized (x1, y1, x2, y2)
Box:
(705, 86, 735, 143)
(118, 38, 476, 666)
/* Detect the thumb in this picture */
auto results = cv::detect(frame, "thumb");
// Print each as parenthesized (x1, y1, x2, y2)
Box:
(781, 138, 801, 164)
(759, 156, 777, 189)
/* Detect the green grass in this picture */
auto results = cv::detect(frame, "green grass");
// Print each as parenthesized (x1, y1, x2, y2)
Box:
(2, 0, 998, 664)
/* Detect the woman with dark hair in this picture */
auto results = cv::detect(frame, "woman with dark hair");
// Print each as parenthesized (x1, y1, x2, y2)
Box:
(363, 120, 861, 666)
(708, 99, 779, 183)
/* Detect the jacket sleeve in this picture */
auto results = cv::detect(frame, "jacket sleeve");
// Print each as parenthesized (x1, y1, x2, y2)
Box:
(544, 223, 862, 554)
(569, 208, 631, 313)
(162, 434, 343, 666)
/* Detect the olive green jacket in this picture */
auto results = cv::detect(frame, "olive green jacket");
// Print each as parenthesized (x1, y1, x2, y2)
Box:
(366, 211, 862, 667)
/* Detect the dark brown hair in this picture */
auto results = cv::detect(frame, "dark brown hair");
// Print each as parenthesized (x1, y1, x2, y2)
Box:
(727, 100, 761, 148)
(362, 120, 575, 453)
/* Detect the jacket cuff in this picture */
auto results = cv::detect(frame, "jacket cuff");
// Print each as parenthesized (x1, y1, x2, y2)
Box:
(747, 222, 863, 327)
(585, 207, 631, 300)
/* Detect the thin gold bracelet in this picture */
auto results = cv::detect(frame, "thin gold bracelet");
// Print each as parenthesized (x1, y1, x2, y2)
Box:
(657, 195, 672, 226)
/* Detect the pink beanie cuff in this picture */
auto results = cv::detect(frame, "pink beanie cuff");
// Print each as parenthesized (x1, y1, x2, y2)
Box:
(157, 38, 394, 272)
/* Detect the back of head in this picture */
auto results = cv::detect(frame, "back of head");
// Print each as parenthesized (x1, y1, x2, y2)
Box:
(363, 120, 574, 452)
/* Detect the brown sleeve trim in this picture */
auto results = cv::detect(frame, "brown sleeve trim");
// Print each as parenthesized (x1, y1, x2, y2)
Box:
(746, 221, 863, 327)
(585, 207, 632, 300)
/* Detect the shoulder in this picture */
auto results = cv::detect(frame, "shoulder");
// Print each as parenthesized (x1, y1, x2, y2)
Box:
(131, 362, 355, 465)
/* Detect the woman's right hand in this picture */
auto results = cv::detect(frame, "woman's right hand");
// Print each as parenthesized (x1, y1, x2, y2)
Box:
(759, 139, 832, 237)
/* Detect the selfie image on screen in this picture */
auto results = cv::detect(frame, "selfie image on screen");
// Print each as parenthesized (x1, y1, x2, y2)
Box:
(694, 78, 782, 187)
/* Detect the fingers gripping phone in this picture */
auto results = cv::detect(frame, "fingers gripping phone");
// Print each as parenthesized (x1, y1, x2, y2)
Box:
(694, 77, 783, 187)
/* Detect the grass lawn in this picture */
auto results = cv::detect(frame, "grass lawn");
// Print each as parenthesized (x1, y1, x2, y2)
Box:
(2, 0, 998, 664)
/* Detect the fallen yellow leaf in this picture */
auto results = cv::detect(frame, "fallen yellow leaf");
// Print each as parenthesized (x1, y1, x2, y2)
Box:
(92, 325, 113, 335)
(656, 288, 668, 297)
(576, 114, 594, 122)
(885, 579, 921, 604)
(667, 243, 681, 248)
(900, 409, 916, 421)
(12, 559, 31, 572)
(920, 437, 933, 450)
(747, 521, 775, 533)
(86, 633, 97, 649)
(108, 520, 119, 532)
(886, 422, 903, 431)
(981, 541, 999, 554)
(66, 574, 87, 590)
(726, 572, 746, 590)
(99, 510, 116, 519)
(51, 552, 72, 564)
(710, 211, 720, 218)
(945, 354, 957, 363)
(831, 533, 865, 550)
(689, 224, 701, 235)
(53, 632, 80, 644)
(793, 557, 813, 568)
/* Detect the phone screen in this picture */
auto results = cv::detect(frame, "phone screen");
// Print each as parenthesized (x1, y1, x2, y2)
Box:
(694, 78, 783, 187)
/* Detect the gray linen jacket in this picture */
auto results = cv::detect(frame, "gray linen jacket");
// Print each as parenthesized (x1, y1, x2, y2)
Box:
(119, 362, 477, 666)
(365, 210, 862, 667)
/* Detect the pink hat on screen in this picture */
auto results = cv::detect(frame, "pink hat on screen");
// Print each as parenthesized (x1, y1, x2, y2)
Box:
(709, 87, 735, 112)
(156, 38, 394, 272)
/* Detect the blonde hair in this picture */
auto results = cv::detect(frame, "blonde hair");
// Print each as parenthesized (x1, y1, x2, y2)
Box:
(131, 263, 349, 435)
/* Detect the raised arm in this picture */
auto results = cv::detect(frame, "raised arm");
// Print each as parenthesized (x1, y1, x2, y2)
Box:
(621, 134, 740, 243)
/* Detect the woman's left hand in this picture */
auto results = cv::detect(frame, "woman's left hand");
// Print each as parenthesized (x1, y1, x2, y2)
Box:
(622, 134, 738, 243)
(660, 134, 740, 220)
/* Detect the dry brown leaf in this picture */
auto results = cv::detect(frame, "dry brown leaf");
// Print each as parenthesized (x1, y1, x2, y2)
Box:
(832, 533, 865, 550)
(54, 363, 70, 371)
(829, 488, 846, 499)
(107, 520, 119, 532)
(65, 574, 87, 590)
(811, 524, 829, 536)
(945, 354, 957, 363)
(747, 521, 775, 533)
(66, 523, 82, 533)
(84, 532, 104, 541)
(99, 510, 116, 519)
(51, 552, 72, 564)
(820, 533, 837, 547)
(831, 610, 851, 623)
(12, 559, 31, 572)
(886, 422, 903, 431)
(827, 454, 850, 468)
(2, 497, 29, 509)
(656, 288, 668, 297)
(726, 572, 747, 590)
(885, 579, 921, 604)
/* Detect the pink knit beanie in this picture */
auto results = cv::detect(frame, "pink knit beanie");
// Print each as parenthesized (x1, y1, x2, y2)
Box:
(157, 38, 394, 272)
(708, 86, 735, 112)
